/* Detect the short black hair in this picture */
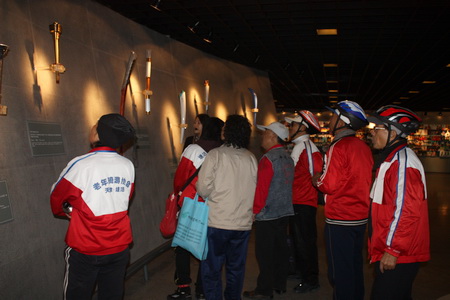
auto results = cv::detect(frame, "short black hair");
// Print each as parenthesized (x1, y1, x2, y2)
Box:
(200, 117, 224, 141)
(223, 115, 251, 149)
(196, 114, 210, 125)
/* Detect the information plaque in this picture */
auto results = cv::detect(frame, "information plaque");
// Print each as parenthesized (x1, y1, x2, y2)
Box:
(27, 121, 65, 156)
(0, 180, 13, 224)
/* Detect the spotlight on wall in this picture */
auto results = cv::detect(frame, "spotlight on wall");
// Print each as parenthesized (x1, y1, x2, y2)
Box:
(188, 21, 200, 33)
(150, 0, 162, 11)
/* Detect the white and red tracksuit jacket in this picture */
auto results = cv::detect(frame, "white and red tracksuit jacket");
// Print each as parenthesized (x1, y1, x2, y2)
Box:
(369, 143, 430, 263)
(173, 144, 207, 205)
(290, 135, 323, 207)
(317, 135, 373, 225)
(50, 147, 135, 255)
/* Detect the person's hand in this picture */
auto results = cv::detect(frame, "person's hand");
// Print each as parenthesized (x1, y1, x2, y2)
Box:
(311, 173, 322, 187)
(379, 252, 397, 273)
(65, 213, 72, 219)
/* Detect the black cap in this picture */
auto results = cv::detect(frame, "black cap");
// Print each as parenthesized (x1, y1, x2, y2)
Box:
(97, 114, 135, 148)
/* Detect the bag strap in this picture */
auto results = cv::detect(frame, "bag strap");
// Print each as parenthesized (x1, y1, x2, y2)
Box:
(178, 167, 201, 196)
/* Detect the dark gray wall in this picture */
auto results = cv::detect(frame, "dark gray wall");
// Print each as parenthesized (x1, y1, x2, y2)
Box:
(0, 0, 276, 298)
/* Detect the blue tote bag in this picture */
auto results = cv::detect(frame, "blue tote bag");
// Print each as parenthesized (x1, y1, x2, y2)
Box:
(171, 194, 209, 260)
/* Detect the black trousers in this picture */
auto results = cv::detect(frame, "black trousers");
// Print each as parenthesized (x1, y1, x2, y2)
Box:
(255, 217, 290, 295)
(371, 262, 420, 300)
(64, 247, 129, 300)
(174, 246, 203, 293)
(290, 204, 319, 284)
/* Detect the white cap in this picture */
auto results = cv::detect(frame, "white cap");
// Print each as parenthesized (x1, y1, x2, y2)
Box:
(256, 122, 289, 141)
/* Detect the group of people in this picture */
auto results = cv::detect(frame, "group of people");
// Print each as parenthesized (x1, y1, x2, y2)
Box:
(50, 99, 430, 300)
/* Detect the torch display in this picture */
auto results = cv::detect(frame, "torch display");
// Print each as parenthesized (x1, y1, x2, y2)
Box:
(179, 90, 187, 144)
(204, 80, 210, 113)
(143, 49, 153, 114)
(49, 22, 66, 84)
(119, 51, 137, 116)
(0, 44, 9, 116)
(248, 88, 259, 125)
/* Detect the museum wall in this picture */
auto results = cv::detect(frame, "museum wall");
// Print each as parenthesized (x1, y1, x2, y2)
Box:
(0, 0, 277, 298)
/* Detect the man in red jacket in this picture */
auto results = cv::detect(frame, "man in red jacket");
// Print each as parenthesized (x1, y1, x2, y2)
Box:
(285, 111, 323, 293)
(368, 105, 430, 300)
(50, 114, 135, 300)
(313, 101, 373, 300)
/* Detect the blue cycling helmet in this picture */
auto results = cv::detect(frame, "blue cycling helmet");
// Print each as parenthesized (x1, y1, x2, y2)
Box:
(326, 100, 369, 130)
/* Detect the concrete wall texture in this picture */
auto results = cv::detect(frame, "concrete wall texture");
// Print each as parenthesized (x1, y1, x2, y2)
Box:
(0, 0, 276, 298)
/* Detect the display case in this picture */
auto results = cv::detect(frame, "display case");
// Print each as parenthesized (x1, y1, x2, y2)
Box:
(408, 124, 450, 158)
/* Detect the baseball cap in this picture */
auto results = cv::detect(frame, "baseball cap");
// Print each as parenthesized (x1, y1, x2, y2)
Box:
(256, 122, 289, 141)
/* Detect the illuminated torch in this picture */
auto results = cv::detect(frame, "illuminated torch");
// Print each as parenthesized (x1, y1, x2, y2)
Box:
(179, 90, 187, 144)
(49, 22, 66, 83)
(143, 49, 153, 114)
(248, 88, 259, 125)
(204, 80, 210, 113)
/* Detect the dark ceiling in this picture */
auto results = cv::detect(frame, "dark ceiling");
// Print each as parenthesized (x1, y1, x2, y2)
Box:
(94, 0, 450, 112)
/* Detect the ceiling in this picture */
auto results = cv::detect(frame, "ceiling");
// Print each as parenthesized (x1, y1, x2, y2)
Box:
(94, 0, 450, 112)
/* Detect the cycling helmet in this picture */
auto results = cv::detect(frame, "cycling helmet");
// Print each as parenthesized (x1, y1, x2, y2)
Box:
(285, 110, 321, 134)
(368, 105, 421, 138)
(326, 100, 369, 131)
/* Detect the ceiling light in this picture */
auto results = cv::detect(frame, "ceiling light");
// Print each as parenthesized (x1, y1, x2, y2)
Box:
(408, 90, 419, 94)
(326, 80, 338, 83)
(324, 63, 338, 67)
(188, 21, 200, 33)
(329, 100, 338, 103)
(316, 29, 338, 35)
(328, 90, 338, 93)
(329, 95, 338, 99)
(203, 31, 212, 43)
(150, 0, 162, 11)
(233, 43, 239, 52)
(422, 80, 436, 84)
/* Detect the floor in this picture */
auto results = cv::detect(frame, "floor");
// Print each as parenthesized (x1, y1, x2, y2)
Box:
(123, 173, 450, 300)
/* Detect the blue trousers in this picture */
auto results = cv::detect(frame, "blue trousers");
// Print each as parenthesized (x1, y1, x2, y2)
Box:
(201, 227, 251, 300)
(64, 247, 129, 300)
(325, 223, 366, 300)
(371, 262, 419, 300)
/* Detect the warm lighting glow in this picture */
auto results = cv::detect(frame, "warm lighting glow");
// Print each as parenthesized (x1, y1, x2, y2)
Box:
(83, 81, 112, 127)
(422, 80, 436, 84)
(329, 100, 338, 103)
(446, 64, 450, 67)
(328, 89, 338, 93)
(408, 90, 420, 94)
(392, 101, 401, 104)
(214, 101, 229, 122)
(368, 123, 376, 129)
(316, 29, 338, 35)
(329, 96, 338, 99)
(324, 63, 338, 67)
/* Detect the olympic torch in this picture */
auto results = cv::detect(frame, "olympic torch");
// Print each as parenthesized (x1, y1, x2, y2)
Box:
(0, 44, 9, 116)
(143, 50, 153, 114)
(49, 22, 66, 83)
(249, 88, 259, 125)
(179, 91, 187, 144)
(204, 80, 210, 113)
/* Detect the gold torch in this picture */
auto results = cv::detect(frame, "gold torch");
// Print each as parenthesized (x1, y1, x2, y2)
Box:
(49, 22, 66, 83)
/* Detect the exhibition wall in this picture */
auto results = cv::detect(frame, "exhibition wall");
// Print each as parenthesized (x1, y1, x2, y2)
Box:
(0, 0, 277, 298)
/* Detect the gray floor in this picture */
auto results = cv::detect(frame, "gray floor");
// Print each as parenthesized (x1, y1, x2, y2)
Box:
(124, 173, 450, 300)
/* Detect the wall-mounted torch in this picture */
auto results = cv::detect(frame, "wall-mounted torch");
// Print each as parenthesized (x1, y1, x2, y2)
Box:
(204, 80, 210, 114)
(248, 88, 259, 125)
(143, 50, 153, 114)
(49, 22, 66, 83)
(0, 44, 9, 116)
(179, 90, 187, 144)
